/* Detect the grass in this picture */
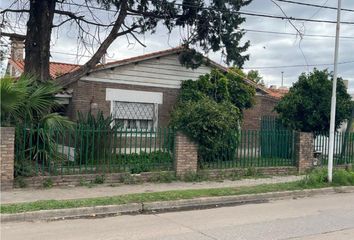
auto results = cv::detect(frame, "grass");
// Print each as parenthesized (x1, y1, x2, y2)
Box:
(2, 168, 354, 214)
(0, 181, 328, 214)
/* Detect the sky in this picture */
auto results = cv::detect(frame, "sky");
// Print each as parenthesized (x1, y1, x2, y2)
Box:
(1, 0, 354, 93)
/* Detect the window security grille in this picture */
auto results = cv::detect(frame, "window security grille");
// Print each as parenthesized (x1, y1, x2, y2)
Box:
(112, 101, 157, 131)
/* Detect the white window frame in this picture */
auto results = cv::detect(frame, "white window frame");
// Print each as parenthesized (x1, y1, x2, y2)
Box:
(106, 88, 163, 132)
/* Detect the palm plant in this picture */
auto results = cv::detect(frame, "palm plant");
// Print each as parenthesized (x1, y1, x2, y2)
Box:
(1, 75, 74, 176)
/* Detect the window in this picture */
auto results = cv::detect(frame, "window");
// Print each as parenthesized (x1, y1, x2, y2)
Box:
(112, 101, 157, 131)
(106, 88, 163, 132)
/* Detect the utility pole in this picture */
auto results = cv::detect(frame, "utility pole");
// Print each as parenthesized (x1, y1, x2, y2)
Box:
(328, 0, 342, 183)
(281, 71, 284, 87)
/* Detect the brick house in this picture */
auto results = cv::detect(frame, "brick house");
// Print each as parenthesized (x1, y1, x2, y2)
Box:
(6, 41, 282, 131)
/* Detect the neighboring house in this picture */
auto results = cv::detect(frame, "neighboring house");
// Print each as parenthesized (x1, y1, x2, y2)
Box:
(6, 39, 282, 131)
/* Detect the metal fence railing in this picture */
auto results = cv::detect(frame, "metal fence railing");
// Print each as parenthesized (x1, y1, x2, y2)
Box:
(15, 125, 175, 177)
(314, 132, 354, 166)
(199, 130, 296, 169)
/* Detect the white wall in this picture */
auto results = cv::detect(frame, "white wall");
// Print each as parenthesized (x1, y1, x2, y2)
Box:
(81, 54, 213, 88)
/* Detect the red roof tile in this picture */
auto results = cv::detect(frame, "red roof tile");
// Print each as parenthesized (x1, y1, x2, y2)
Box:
(9, 59, 80, 79)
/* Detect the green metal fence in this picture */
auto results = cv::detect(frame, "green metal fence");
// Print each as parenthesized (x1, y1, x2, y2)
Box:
(199, 130, 296, 169)
(314, 132, 354, 165)
(15, 125, 175, 177)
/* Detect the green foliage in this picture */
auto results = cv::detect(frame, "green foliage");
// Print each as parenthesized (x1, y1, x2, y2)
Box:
(275, 69, 352, 132)
(15, 177, 28, 188)
(75, 111, 116, 165)
(182, 171, 210, 182)
(90, 1, 252, 68)
(247, 70, 265, 86)
(149, 172, 177, 183)
(177, 69, 256, 111)
(300, 168, 354, 187)
(42, 178, 54, 188)
(300, 168, 328, 187)
(171, 69, 255, 161)
(0, 75, 70, 126)
(77, 110, 116, 129)
(4, 76, 74, 177)
(118, 151, 173, 174)
(93, 175, 106, 184)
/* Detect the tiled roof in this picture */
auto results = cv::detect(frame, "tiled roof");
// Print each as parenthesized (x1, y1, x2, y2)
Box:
(8, 47, 272, 96)
(9, 59, 80, 79)
(267, 88, 289, 99)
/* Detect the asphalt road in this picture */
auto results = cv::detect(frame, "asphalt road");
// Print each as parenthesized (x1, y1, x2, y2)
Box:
(2, 192, 354, 240)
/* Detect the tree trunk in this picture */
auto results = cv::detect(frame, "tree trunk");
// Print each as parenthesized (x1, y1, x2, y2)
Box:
(24, 0, 56, 82)
(56, 1, 128, 87)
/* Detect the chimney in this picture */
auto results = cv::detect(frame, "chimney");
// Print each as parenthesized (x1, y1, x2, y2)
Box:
(10, 36, 24, 61)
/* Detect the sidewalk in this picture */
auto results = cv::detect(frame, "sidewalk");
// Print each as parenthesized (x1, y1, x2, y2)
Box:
(1, 175, 302, 204)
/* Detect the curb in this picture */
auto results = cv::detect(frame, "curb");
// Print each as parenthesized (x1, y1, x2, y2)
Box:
(2, 186, 354, 223)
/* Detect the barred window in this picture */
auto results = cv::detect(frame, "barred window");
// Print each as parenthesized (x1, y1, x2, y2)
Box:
(112, 101, 158, 131)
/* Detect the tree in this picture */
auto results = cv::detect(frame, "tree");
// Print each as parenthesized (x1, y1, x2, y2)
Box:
(1, 75, 73, 176)
(247, 70, 264, 86)
(275, 69, 352, 133)
(170, 69, 255, 160)
(1, 0, 252, 84)
(177, 68, 256, 113)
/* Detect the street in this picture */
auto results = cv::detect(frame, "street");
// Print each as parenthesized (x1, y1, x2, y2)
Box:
(2, 192, 354, 240)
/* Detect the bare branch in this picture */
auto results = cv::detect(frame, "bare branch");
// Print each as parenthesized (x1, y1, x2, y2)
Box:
(54, 9, 115, 27)
(56, 0, 130, 87)
(0, 9, 29, 14)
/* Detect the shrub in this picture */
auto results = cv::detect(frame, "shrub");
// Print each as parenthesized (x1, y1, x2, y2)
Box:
(149, 172, 177, 183)
(170, 69, 255, 163)
(42, 178, 54, 188)
(93, 175, 105, 184)
(332, 169, 354, 186)
(300, 168, 328, 186)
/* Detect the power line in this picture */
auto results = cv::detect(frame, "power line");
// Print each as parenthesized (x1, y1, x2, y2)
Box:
(60, 2, 354, 25)
(243, 60, 354, 70)
(276, 0, 354, 12)
(243, 28, 354, 39)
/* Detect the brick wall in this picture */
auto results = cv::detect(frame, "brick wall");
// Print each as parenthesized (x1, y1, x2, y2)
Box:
(174, 132, 198, 177)
(67, 80, 180, 127)
(1, 127, 15, 190)
(242, 95, 279, 130)
(295, 132, 314, 173)
(67, 81, 279, 130)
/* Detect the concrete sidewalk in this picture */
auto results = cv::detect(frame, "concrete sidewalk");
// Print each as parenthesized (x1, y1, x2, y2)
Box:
(1, 175, 302, 204)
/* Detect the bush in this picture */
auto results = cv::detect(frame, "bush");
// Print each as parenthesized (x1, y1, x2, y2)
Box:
(171, 98, 240, 161)
(300, 168, 354, 187)
(300, 168, 328, 186)
(332, 169, 354, 186)
(93, 175, 105, 184)
(170, 69, 255, 163)
(116, 151, 173, 174)
(42, 178, 54, 188)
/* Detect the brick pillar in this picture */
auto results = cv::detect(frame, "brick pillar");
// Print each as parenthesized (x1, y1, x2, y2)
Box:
(174, 132, 198, 177)
(1, 127, 15, 190)
(295, 132, 314, 173)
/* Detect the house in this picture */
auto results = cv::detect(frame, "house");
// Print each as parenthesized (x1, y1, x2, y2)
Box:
(6, 39, 282, 131)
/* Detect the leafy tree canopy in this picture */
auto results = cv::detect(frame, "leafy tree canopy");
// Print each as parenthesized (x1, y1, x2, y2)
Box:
(170, 69, 256, 158)
(1, 0, 252, 83)
(177, 68, 256, 111)
(275, 69, 353, 133)
(247, 70, 264, 86)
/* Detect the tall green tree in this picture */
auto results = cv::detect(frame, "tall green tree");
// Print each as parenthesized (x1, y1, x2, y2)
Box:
(275, 69, 352, 133)
(1, 0, 252, 84)
(247, 70, 265, 86)
(170, 69, 255, 160)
